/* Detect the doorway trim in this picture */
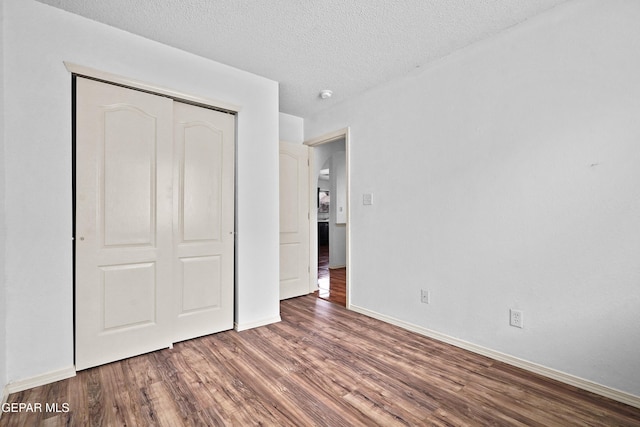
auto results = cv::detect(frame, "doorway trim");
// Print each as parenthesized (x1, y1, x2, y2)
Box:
(304, 128, 351, 308)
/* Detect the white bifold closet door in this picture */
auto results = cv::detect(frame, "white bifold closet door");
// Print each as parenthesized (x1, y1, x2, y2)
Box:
(75, 77, 234, 370)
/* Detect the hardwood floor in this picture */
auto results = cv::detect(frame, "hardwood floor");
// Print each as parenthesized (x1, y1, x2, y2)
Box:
(316, 244, 346, 306)
(2, 295, 639, 426)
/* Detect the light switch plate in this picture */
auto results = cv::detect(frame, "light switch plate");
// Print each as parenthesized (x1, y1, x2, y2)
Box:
(363, 193, 373, 205)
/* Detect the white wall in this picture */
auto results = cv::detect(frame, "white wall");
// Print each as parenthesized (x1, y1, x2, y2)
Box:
(305, 0, 640, 397)
(279, 112, 304, 144)
(329, 151, 347, 268)
(333, 152, 347, 225)
(3, 0, 280, 385)
(313, 140, 347, 268)
(0, 0, 8, 396)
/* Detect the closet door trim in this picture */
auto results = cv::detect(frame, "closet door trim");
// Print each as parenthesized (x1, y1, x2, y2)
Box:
(64, 62, 241, 114)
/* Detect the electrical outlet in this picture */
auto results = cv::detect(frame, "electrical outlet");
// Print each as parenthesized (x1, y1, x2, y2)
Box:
(421, 289, 430, 304)
(510, 309, 524, 328)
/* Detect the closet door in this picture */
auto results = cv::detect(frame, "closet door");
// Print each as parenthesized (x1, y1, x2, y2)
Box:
(173, 101, 235, 342)
(76, 78, 236, 370)
(75, 77, 174, 370)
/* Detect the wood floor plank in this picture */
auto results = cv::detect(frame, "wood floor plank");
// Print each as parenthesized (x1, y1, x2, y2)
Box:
(64, 373, 89, 427)
(2, 294, 639, 427)
(97, 362, 141, 427)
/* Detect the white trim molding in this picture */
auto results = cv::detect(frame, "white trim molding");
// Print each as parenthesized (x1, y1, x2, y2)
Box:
(64, 62, 242, 113)
(304, 127, 352, 309)
(1, 384, 9, 416)
(4, 366, 76, 395)
(304, 127, 350, 147)
(350, 304, 640, 410)
(234, 315, 282, 332)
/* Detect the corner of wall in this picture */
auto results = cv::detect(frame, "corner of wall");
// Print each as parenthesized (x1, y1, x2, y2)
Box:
(0, 0, 9, 398)
(278, 112, 304, 143)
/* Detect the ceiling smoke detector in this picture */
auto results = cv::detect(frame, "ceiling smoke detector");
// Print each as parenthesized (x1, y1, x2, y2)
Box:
(319, 90, 333, 99)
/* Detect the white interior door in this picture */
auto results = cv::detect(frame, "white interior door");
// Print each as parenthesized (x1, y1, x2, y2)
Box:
(172, 101, 235, 342)
(75, 78, 235, 370)
(279, 141, 311, 300)
(75, 77, 174, 370)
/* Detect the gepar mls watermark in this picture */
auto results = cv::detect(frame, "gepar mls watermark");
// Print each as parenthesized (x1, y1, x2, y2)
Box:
(2, 402, 70, 413)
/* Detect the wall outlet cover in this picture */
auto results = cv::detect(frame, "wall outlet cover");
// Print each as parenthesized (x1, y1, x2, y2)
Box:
(421, 289, 430, 304)
(510, 309, 524, 328)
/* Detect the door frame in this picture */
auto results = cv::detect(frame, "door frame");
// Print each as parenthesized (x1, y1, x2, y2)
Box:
(304, 128, 351, 308)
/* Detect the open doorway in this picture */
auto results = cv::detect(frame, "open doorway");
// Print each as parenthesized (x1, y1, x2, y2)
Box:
(305, 129, 350, 307)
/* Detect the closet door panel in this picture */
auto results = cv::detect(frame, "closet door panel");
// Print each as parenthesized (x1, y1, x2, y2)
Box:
(180, 255, 222, 313)
(182, 124, 222, 241)
(102, 107, 156, 246)
(173, 101, 235, 342)
(75, 77, 174, 370)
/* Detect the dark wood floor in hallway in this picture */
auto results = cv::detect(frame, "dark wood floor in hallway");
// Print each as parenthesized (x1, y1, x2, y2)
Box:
(316, 244, 347, 306)
(2, 295, 639, 426)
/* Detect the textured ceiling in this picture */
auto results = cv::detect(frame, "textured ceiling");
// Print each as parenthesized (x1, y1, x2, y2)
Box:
(37, 0, 568, 117)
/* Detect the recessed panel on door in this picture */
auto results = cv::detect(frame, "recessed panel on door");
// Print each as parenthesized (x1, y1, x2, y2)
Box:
(280, 153, 300, 234)
(280, 243, 300, 282)
(182, 124, 223, 242)
(180, 256, 222, 314)
(102, 262, 156, 330)
(103, 107, 156, 247)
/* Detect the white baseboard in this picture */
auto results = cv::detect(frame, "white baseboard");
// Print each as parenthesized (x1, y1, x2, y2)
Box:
(0, 385, 7, 421)
(349, 304, 640, 410)
(4, 366, 76, 395)
(1, 383, 9, 408)
(234, 315, 281, 332)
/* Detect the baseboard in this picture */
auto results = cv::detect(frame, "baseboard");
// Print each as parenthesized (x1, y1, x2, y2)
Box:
(349, 304, 640, 410)
(1, 384, 8, 403)
(4, 366, 76, 395)
(0, 384, 9, 420)
(234, 315, 281, 332)
(329, 264, 346, 269)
